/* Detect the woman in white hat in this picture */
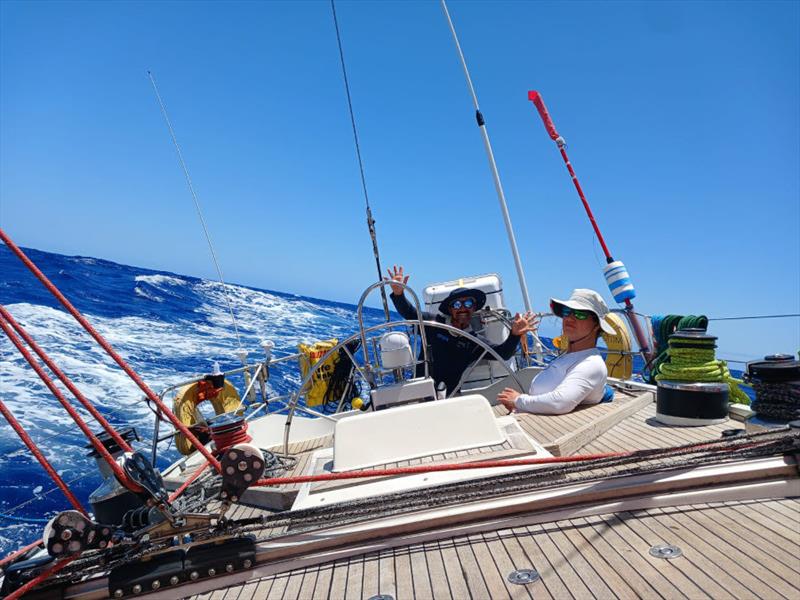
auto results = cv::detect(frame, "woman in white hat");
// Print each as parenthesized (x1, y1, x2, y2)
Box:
(496, 289, 614, 415)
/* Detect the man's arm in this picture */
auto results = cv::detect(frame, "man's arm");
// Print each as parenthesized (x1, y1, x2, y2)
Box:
(490, 332, 521, 360)
(389, 291, 429, 321)
(514, 359, 606, 415)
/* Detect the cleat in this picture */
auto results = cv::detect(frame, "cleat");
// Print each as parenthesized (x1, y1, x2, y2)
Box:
(219, 443, 264, 505)
(43, 510, 114, 557)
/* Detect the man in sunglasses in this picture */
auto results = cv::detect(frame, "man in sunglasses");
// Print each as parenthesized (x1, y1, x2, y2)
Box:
(496, 288, 613, 415)
(386, 265, 537, 396)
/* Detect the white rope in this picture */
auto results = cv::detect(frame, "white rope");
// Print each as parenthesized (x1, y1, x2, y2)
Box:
(147, 71, 242, 348)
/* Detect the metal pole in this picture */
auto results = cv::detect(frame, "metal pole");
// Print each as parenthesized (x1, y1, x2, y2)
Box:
(439, 0, 542, 361)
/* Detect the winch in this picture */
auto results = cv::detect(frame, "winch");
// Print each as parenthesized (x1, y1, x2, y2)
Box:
(744, 354, 800, 431)
(655, 329, 729, 426)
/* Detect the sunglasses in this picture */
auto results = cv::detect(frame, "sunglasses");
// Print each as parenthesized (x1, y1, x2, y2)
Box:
(450, 298, 475, 310)
(552, 303, 591, 320)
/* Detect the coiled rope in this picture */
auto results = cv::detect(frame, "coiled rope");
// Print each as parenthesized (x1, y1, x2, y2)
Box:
(751, 381, 800, 421)
(654, 330, 751, 405)
(648, 314, 708, 382)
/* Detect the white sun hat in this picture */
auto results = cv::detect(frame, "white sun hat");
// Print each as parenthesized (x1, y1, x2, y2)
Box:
(550, 288, 615, 335)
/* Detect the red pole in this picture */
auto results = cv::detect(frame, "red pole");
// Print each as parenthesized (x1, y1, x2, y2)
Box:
(527, 91, 653, 360)
(0, 398, 87, 516)
(0, 228, 221, 473)
(0, 305, 132, 454)
(528, 91, 613, 260)
(0, 314, 142, 491)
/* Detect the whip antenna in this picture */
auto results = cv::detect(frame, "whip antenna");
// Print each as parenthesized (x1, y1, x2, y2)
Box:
(440, 0, 542, 360)
(147, 70, 243, 348)
(330, 0, 391, 322)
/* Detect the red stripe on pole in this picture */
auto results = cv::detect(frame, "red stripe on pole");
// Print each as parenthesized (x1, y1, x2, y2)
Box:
(558, 146, 613, 259)
(0, 228, 221, 473)
(0, 305, 132, 454)
(0, 313, 141, 491)
(0, 398, 87, 515)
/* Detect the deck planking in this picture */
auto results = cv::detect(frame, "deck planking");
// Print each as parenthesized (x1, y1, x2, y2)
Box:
(187, 497, 798, 600)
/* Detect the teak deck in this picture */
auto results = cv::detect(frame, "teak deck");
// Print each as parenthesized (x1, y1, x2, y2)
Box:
(183, 396, 800, 599)
(202, 499, 800, 600)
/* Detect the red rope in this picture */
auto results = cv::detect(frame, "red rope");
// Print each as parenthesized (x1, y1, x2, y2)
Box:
(0, 305, 132, 453)
(0, 314, 141, 492)
(0, 399, 87, 515)
(253, 450, 630, 487)
(168, 460, 210, 503)
(4, 553, 78, 600)
(0, 540, 43, 569)
(0, 228, 221, 473)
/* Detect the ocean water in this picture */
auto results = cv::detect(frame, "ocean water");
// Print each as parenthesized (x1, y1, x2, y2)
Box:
(0, 245, 388, 555)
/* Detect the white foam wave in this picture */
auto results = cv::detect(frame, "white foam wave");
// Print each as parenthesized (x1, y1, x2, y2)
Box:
(134, 286, 164, 302)
(134, 274, 188, 287)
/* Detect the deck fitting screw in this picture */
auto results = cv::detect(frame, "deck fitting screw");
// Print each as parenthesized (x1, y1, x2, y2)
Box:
(368, 595, 394, 600)
(649, 544, 682, 559)
(243, 559, 252, 568)
(113, 590, 124, 598)
(508, 569, 540, 585)
(169, 576, 179, 585)
(226, 563, 235, 573)
(190, 571, 199, 580)
(132, 584, 142, 594)
(208, 568, 216, 577)
(151, 580, 161, 590)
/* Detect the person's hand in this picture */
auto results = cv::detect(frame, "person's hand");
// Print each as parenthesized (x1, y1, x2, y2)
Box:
(385, 265, 409, 296)
(511, 311, 540, 336)
(497, 387, 521, 412)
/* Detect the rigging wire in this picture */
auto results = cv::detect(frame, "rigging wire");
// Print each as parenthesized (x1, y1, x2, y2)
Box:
(329, 0, 391, 322)
(708, 313, 800, 321)
(146, 70, 243, 347)
(0, 471, 94, 519)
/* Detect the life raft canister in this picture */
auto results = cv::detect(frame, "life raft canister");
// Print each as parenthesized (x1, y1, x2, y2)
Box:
(298, 339, 339, 407)
(173, 376, 241, 456)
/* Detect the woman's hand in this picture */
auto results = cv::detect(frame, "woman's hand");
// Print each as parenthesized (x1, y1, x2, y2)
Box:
(385, 265, 409, 296)
(497, 387, 521, 412)
(510, 311, 540, 336)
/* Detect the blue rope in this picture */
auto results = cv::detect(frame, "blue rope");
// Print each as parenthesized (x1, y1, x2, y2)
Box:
(0, 512, 50, 524)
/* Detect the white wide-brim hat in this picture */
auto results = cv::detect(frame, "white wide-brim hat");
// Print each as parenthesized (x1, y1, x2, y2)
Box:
(550, 288, 616, 335)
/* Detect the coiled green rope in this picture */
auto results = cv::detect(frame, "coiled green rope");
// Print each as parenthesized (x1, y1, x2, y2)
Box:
(647, 314, 708, 384)
(654, 334, 751, 405)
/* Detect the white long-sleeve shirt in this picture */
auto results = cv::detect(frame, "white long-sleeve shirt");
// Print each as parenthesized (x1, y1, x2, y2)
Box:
(514, 348, 608, 415)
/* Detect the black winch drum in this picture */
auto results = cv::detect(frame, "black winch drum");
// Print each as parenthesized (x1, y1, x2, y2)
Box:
(655, 380, 729, 426)
(744, 354, 800, 433)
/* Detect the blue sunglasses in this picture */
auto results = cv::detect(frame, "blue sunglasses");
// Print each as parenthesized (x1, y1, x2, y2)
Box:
(450, 298, 475, 310)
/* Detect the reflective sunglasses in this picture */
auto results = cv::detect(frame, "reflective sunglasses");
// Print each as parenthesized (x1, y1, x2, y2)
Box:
(552, 303, 591, 320)
(450, 298, 475, 310)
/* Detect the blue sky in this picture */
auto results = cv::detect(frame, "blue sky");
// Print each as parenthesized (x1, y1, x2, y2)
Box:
(1, 0, 798, 360)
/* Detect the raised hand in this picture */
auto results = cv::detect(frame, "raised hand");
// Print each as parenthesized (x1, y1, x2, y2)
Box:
(510, 311, 540, 336)
(385, 265, 409, 296)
